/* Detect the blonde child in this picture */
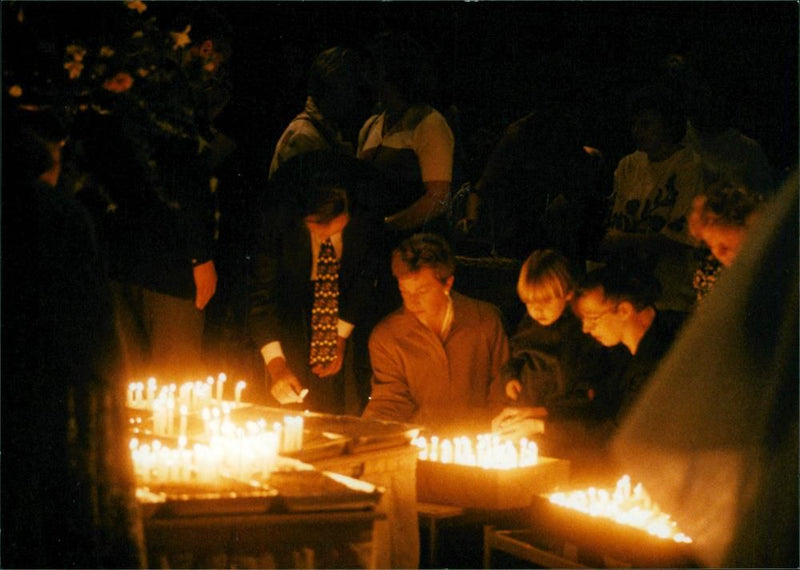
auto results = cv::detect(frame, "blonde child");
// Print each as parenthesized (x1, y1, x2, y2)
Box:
(496, 250, 608, 423)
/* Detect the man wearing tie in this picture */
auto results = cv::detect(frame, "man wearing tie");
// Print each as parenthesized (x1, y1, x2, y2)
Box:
(248, 152, 381, 414)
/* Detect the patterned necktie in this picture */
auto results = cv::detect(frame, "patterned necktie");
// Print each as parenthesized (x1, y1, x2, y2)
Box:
(309, 238, 339, 367)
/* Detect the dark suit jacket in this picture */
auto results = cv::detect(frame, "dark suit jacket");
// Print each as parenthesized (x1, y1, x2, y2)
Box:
(73, 105, 215, 299)
(248, 207, 381, 412)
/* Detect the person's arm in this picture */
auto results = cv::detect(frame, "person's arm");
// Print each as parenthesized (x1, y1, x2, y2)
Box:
(247, 211, 306, 403)
(385, 111, 455, 231)
(248, 210, 282, 350)
(192, 260, 217, 310)
(384, 180, 450, 231)
(486, 305, 512, 408)
(267, 355, 306, 404)
(361, 331, 416, 422)
(456, 191, 482, 233)
(269, 126, 331, 180)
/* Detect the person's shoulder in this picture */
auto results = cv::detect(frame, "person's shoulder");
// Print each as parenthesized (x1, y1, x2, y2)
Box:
(615, 150, 647, 174)
(281, 116, 327, 146)
(453, 291, 504, 323)
(560, 309, 587, 334)
(405, 105, 450, 131)
(672, 145, 701, 165)
(371, 307, 413, 339)
(359, 112, 383, 135)
(404, 104, 434, 124)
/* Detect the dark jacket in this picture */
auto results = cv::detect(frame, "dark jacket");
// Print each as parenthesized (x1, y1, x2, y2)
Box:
(607, 309, 689, 423)
(248, 207, 381, 412)
(502, 309, 611, 419)
(73, 104, 216, 299)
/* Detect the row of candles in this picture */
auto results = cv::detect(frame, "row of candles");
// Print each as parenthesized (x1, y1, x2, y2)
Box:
(412, 433, 539, 469)
(547, 474, 692, 543)
(127, 374, 247, 412)
(130, 415, 305, 484)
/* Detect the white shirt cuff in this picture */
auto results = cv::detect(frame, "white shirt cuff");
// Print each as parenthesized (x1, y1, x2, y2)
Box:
(337, 319, 355, 339)
(260, 341, 285, 365)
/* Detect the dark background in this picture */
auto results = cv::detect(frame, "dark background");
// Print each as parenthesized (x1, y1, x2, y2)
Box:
(217, 1, 798, 178)
(5, 1, 798, 178)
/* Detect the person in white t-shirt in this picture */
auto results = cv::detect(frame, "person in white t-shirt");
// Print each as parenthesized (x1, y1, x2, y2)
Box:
(357, 33, 454, 236)
(601, 84, 705, 312)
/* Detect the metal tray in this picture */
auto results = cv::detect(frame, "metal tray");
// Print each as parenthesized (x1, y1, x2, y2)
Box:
(281, 431, 350, 462)
(229, 407, 421, 453)
(266, 469, 384, 513)
(300, 414, 421, 453)
(138, 480, 279, 518)
(529, 493, 697, 567)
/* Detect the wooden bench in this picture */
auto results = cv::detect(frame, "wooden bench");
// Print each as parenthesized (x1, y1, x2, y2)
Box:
(417, 502, 466, 568)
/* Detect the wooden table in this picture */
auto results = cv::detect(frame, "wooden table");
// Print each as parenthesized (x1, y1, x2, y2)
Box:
(312, 443, 420, 569)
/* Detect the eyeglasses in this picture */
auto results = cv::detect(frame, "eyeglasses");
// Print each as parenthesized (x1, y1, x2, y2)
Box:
(581, 305, 618, 326)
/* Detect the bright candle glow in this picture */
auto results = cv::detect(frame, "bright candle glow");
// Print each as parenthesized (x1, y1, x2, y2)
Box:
(547, 475, 693, 544)
(129, 412, 304, 485)
(127, 374, 246, 430)
(412, 433, 539, 469)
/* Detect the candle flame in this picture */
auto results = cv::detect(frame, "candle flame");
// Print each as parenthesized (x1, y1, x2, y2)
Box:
(412, 433, 538, 469)
(547, 475, 692, 544)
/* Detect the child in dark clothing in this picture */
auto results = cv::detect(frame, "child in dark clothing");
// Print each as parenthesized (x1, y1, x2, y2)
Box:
(501, 250, 605, 414)
(492, 249, 614, 459)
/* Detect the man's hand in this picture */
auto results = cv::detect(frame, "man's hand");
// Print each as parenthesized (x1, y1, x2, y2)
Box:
(311, 336, 346, 377)
(505, 379, 523, 401)
(455, 192, 481, 233)
(267, 358, 306, 404)
(193, 260, 217, 310)
(492, 406, 547, 440)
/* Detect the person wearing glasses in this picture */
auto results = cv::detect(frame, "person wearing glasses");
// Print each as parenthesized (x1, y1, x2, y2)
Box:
(573, 262, 688, 428)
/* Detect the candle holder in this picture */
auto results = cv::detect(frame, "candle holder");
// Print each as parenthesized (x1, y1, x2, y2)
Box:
(529, 477, 697, 567)
(414, 433, 570, 509)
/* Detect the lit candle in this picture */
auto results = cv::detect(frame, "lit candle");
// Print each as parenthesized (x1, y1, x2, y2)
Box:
(179, 382, 192, 409)
(216, 373, 226, 403)
(166, 397, 175, 436)
(153, 398, 165, 435)
(440, 439, 453, 463)
(286, 415, 304, 451)
(546, 476, 692, 544)
(146, 377, 157, 409)
(140, 444, 152, 484)
(179, 404, 188, 437)
(262, 431, 279, 475)
(235, 380, 246, 405)
(202, 407, 211, 438)
(135, 382, 144, 406)
(127, 383, 136, 407)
